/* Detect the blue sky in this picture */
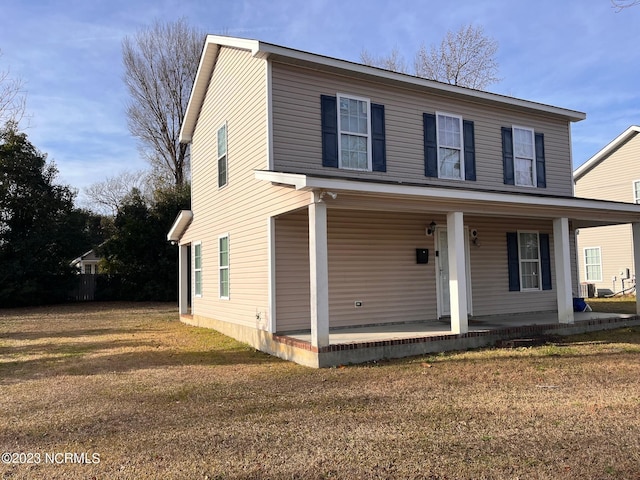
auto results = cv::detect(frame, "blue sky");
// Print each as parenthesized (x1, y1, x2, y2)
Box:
(1, 0, 639, 205)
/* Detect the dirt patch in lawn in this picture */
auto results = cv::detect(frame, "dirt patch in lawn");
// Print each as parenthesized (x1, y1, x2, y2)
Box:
(1, 303, 639, 479)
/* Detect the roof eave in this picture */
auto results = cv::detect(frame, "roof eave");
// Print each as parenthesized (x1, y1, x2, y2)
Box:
(574, 125, 640, 181)
(167, 210, 193, 242)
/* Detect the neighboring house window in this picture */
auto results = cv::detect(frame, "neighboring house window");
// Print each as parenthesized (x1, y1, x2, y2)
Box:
(219, 235, 229, 299)
(502, 126, 546, 188)
(633, 180, 640, 204)
(320, 94, 386, 172)
(194, 242, 202, 297)
(84, 265, 92, 274)
(506, 231, 552, 292)
(424, 113, 476, 181)
(584, 247, 602, 282)
(217, 123, 228, 188)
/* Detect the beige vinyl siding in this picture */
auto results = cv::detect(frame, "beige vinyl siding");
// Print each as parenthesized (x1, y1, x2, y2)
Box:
(271, 61, 574, 197)
(574, 132, 639, 295)
(576, 224, 634, 294)
(575, 133, 640, 202)
(275, 206, 564, 332)
(182, 46, 310, 329)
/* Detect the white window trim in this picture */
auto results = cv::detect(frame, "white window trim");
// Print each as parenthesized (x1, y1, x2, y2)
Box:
(517, 230, 542, 292)
(583, 246, 603, 282)
(337, 93, 372, 172)
(217, 122, 228, 189)
(633, 179, 640, 204)
(513, 126, 537, 188)
(436, 111, 465, 181)
(218, 233, 230, 300)
(193, 241, 202, 298)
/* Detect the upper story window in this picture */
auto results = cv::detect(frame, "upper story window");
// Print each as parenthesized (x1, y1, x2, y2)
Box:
(217, 123, 228, 188)
(633, 180, 640, 203)
(502, 126, 546, 188)
(320, 94, 386, 172)
(338, 94, 371, 171)
(513, 127, 536, 186)
(424, 113, 476, 181)
(436, 113, 464, 180)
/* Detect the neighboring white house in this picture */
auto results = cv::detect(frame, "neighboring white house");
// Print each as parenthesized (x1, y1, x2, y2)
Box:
(574, 126, 640, 296)
(70, 249, 100, 274)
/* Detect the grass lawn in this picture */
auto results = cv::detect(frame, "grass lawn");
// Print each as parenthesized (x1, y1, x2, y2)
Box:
(1, 303, 639, 479)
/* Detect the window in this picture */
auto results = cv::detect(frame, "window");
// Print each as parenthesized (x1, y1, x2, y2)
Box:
(633, 180, 640, 204)
(584, 247, 602, 282)
(518, 231, 541, 290)
(436, 113, 464, 180)
(219, 235, 229, 299)
(507, 231, 551, 292)
(338, 94, 371, 171)
(194, 242, 202, 297)
(502, 127, 545, 188)
(217, 123, 227, 188)
(513, 127, 536, 187)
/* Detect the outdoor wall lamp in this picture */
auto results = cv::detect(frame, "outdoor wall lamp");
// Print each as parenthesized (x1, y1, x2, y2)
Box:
(426, 221, 437, 236)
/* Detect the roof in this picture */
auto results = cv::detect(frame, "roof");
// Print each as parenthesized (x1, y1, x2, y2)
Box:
(180, 35, 586, 143)
(167, 210, 193, 242)
(573, 125, 640, 181)
(255, 170, 640, 229)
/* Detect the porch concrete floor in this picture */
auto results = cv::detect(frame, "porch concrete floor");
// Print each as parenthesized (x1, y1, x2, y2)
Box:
(285, 311, 636, 345)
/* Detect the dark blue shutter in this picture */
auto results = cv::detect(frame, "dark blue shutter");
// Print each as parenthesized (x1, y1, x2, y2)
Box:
(463, 120, 476, 181)
(507, 232, 520, 291)
(321, 95, 338, 168)
(535, 132, 546, 188)
(502, 127, 514, 185)
(371, 103, 386, 172)
(424, 113, 437, 177)
(540, 233, 552, 290)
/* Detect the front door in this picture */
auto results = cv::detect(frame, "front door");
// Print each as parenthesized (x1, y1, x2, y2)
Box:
(436, 228, 472, 318)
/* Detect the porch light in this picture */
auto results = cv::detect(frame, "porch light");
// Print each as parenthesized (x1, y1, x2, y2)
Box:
(426, 221, 437, 236)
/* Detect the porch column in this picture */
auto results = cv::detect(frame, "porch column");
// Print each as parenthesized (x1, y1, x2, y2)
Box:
(553, 217, 574, 324)
(309, 196, 329, 348)
(178, 244, 189, 315)
(447, 211, 468, 334)
(632, 222, 640, 315)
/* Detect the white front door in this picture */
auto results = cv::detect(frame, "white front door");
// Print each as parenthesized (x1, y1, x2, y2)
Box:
(436, 227, 472, 318)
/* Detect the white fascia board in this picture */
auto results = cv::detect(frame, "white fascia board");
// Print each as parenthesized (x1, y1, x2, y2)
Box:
(254, 171, 640, 220)
(167, 210, 193, 242)
(574, 125, 640, 181)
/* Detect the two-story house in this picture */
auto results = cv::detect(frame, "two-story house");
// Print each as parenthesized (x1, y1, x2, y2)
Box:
(574, 126, 640, 296)
(168, 36, 640, 367)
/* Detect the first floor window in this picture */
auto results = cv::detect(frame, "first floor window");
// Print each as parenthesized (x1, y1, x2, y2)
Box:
(584, 247, 602, 282)
(437, 113, 463, 180)
(219, 235, 229, 299)
(194, 242, 202, 296)
(338, 94, 371, 170)
(633, 180, 640, 204)
(513, 127, 536, 187)
(519, 231, 540, 290)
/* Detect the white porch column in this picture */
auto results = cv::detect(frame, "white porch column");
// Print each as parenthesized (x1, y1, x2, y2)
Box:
(553, 217, 574, 324)
(447, 211, 468, 334)
(309, 196, 329, 348)
(632, 222, 640, 315)
(178, 244, 189, 315)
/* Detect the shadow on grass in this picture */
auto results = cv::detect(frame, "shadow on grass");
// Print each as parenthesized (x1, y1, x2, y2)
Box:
(0, 327, 149, 341)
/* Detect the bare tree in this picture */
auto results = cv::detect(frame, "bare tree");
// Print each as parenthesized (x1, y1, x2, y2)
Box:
(84, 170, 151, 216)
(611, 0, 640, 10)
(360, 47, 409, 74)
(122, 19, 203, 188)
(415, 24, 500, 89)
(0, 49, 26, 125)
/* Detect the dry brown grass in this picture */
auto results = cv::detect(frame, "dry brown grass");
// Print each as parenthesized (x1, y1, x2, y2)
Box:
(1, 303, 640, 479)
(588, 296, 637, 314)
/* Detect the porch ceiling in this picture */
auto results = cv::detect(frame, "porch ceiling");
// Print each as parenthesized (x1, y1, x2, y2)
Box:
(255, 171, 640, 228)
